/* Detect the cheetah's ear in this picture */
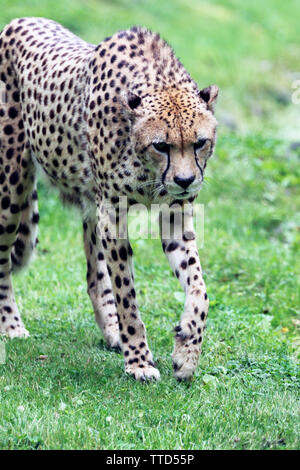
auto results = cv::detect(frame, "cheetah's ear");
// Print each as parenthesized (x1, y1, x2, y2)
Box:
(120, 91, 143, 118)
(198, 85, 219, 113)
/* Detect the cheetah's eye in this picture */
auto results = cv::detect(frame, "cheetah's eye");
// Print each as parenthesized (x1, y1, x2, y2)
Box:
(128, 94, 141, 110)
(193, 139, 207, 153)
(152, 142, 170, 154)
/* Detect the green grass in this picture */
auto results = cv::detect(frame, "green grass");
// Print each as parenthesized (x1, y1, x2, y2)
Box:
(0, 0, 300, 450)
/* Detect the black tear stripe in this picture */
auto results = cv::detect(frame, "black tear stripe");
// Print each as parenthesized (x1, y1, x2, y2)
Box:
(209, 140, 214, 158)
(161, 151, 170, 186)
(195, 156, 203, 180)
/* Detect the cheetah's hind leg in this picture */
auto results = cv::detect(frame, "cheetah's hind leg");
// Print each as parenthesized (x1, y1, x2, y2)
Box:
(0, 35, 39, 337)
(0, 148, 38, 339)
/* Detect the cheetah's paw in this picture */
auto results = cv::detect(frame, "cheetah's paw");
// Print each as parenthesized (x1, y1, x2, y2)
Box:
(1, 324, 30, 339)
(125, 363, 160, 382)
(104, 330, 121, 351)
(172, 338, 200, 381)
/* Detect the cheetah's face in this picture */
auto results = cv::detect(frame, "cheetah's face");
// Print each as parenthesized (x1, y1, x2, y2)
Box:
(126, 86, 219, 200)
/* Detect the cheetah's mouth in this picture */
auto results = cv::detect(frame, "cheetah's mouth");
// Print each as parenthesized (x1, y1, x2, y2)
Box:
(167, 186, 201, 199)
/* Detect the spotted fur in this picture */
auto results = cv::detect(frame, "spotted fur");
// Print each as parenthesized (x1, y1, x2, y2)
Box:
(0, 18, 218, 380)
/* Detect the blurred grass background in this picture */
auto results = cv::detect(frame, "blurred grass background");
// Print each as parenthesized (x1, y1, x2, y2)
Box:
(0, 0, 299, 450)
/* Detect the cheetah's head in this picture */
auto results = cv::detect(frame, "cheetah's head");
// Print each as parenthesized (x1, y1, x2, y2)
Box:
(122, 85, 218, 200)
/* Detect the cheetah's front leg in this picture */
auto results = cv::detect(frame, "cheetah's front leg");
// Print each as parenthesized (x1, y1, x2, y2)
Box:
(98, 205, 160, 381)
(161, 203, 209, 381)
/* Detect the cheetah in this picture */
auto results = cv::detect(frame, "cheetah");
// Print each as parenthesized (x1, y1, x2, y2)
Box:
(0, 17, 218, 381)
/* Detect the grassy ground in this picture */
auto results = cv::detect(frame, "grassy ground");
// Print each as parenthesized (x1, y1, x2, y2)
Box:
(0, 0, 299, 450)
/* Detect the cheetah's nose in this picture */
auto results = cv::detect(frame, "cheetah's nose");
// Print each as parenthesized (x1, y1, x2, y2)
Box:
(173, 175, 195, 190)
